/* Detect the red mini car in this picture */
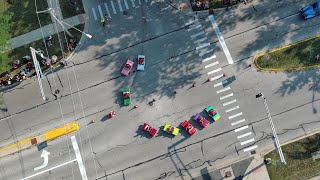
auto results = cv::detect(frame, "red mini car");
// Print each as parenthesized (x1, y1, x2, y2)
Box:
(141, 123, 158, 137)
(181, 120, 197, 135)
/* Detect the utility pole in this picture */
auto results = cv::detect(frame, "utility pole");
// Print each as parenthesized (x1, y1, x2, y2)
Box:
(30, 47, 47, 101)
(256, 93, 286, 164)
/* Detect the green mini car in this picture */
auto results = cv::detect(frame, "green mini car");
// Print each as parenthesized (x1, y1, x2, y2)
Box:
(122, 88, 132, 106)
(205, 106, 221, 121)
(163, 124, 179, 136)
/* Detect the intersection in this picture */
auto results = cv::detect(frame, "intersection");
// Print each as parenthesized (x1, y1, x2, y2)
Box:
(0, 0, 319, 179)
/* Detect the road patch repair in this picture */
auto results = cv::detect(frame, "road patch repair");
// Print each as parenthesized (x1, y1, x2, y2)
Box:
(254, 34, 320, 71)
(0, 122, 79, 158)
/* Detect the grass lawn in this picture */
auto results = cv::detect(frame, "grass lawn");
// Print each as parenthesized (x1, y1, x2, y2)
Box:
(59, 0, 85, 18)
(256, 37, 320, 69)
(1, 0, 52, 38)
(0, 24, 84, 80)
(265, 133, 320, 180)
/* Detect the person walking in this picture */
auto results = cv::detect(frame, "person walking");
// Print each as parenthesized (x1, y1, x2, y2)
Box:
(100, 18, 105, 27)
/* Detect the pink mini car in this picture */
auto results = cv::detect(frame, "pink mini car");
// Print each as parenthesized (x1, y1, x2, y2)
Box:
(121, 59, 134, 76)
(141, 123, 158, 137)
(193, 114, 209, 127)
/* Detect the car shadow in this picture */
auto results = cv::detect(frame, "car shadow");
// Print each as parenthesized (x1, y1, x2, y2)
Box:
(133, 125, 153, 139)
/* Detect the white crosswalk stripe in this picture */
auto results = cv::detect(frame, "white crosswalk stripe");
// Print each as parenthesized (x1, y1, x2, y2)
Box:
(243, 145, 258, 152)
(191, 31, 205, 38)
(240, 138, 255, 146)
(117, 0, 123, 12)
(131, 0, 136, 7)
(199, 49, 214, 57)
(194, 37, 207, 44)
(204, 61, 219, 68)
(231, 119, 245, 126)
(235, 125, 248, 132)
(138, 0, 142, 5)
(92, 8, 97, 20)
(209, 74, 224, 82)
(208, 67, 222, 75)
(196, 43, 210, 50)
(104, 3, 111, 17)
(214, 82, 223, 87)
(124, 0, 129, 9)
(223, 99, 237, 106)
(226, 106, 239, 113)
(216, 86, 231, 93)
(228, 112, 243, 119)
(187, 24, 202, 32)
(98, 5, 104, 19)
(237, 132, 252, 139)
(220, 93, 233, 100)
(144, 0, 148, 2)
(110, 1, 116, 14)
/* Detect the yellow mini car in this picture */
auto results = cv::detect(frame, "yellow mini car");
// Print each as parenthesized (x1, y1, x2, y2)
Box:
(163, 124, 179, 136)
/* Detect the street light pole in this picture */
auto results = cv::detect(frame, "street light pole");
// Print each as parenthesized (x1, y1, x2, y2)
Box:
(30, 47, 47, 101)
(256, 93, 286, 164)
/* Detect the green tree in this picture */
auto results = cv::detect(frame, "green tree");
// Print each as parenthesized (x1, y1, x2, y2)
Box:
(0, 13, 12, 73)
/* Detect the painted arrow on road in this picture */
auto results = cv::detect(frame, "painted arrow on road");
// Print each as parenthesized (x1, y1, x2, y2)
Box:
(34, 150, 50, 171)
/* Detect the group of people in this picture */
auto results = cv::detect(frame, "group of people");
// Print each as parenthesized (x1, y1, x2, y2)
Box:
(66, 38, 78, 51)
(191, 0, 209, 9)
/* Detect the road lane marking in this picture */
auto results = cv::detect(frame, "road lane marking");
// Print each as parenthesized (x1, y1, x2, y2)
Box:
(214, 82, 223, 87)
(196, 43, 210, 50)
(185, 19, 198, 26)
(138, 0, 141, 5)
(205, 61, 219, 68)
(71, 136, 88, 180)
(117, 0, 123, 12)
(237, 132, 252, 139)
(187, 24, 202, 32)
(110, 1, 116, 14)
(231, 119, 245, 126)
(104, 3, 111, 17)
(91, 8, 97, 20)
(235, 125, 248, 132)
(207, 67, 222, 75)
(244, 145, 258, 152)
(226, 106, 239, 113)
(199, 49, 214, 57)
(191, 31, 205, 38)
(145, 0, 148, 2)
(208, 15, 234, 64)
(124, 0, 129, 9)
(202, 55, 216, 62)
(228, 112, 243, 119)
(194, 37, 207, 44)
(131, 0, 136, 7)
(216, 86, 231, 93)
(21, 159, 77, 180)
(98, 5, 104, 19)
(220, 93, 234, 100)
(210, 74, 224, 81)
(240, 138, 255, 146)
(223, 99, 236, 106)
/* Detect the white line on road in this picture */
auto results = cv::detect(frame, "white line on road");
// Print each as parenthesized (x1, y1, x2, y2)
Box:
(223, 99, 237, 106)
(196, 43, 210, 50)
(185, 19, 197, 26)
(216, 86, 231, 93)
(209, 15, 234, 64)
(91, 8, 97, 20)
(205, 61, 219, 68)
(226, 106, 240, 113)
(235, 125, 248, 132)
(104, 3, 111, 17)
(240, 138, 255, 146)
(237, 132, 252, 139)
(117, 0, 123, 12)
(131, 0, 136, 7)
(243, 145, 258, 152)
(220, 93, 234, 100)
(191, 31, 205, 38)
(124, 0, 129, 9)
(231, 119, 246, 126)
(71, 136, 88, 180)
(210, 74, 224, 81)
(194, 37, 207, 44)
(214, 82, 223, 87)
(228, 112, 243, 119)
(187, 24, 202, 32)
(202, 55, 216, 62)
(207, 67, 222, 75)
(138, 0, 141, 5)
(199, 49, 214, 57)
(21, 159, 77, 180)
(110, 1, 116, 14)
(145, 0, 148, 3)
(98, 5, 104, 19)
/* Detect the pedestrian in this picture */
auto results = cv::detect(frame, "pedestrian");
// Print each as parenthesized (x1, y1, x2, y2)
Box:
(223, 73, 227, 77)
(192, 82, 196, 87)
(45, 36, 53, 46)
(134, 105, 138, 108)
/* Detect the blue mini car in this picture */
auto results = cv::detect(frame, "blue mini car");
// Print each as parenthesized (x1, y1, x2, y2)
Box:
(300, 1, 320, 20)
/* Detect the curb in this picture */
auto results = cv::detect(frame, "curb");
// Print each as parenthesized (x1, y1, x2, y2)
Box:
(254, 34, 320, 71)
(0, 122, 79, 158)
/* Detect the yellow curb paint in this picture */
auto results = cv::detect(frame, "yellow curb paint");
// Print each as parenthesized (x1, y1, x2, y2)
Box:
(0, 122, 79, 157)
(254, 35, 320, 71)
(44, 122, 79, 141)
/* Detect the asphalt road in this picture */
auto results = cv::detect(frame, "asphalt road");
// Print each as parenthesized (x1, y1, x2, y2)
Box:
(0, 0, 319, 179)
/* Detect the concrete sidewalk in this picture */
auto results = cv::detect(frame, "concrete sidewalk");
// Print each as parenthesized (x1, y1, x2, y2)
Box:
(242, 155, 270, 180)
(9, 14, 85, 50)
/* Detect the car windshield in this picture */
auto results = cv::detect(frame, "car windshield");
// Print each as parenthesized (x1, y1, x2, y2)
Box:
(138, 58, 144, 65)
(125, 64, 131, 69)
